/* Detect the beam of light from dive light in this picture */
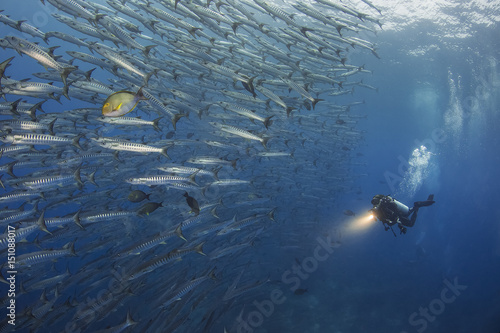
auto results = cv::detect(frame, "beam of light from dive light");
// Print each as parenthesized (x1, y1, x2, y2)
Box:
(348, 212, 376, 233)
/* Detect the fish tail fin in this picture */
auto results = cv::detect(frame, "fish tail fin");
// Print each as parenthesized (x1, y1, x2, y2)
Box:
(143, 45, 156, 57)
(171, 113, 185, 131)
(60, 66, 77, 89)
(62, 85, 70, 100)
(211, 205, 219, 219)
(194, 242, 206, 256)
(261, 137, 271, 149)
(47, 118, 56, 135)
(188, 27, 201, 38)
(64, 241, 77, 256)
(212, 166, 222, 181)
(188, 170, 199, 186)
(49, 92, 62, 104)
(74, 165, 84, 189)
(208, 268, 217, 281)
(312, 98, 324, 110)
(34, 100, 45, 113)
(263, 115, 274, 129)
(37, 210, 51, 235)
(73, 209, 84, 230)
(232, 22, 242, 34)
(15, 20, 26, 31)
(231, 158, 238, 170)
(84, 68, 95, 81)
(72, 134, 83, 150)
(152, 117, 162, 132)
(93, 13, 106, 25)
(175, 223, 187, 241)
(113, 151, 121, 162)
(89, 170, 98, 187)
(137, 86, 147, 100)
(160, 145, 171, 159)
(300, 27, 313, 37)
(10, 98, 22, 116)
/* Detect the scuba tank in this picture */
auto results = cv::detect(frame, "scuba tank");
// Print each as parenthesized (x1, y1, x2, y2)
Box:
(391, 198, 410, 216)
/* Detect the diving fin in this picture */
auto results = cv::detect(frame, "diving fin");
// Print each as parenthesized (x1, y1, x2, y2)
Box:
(414, 194, 435, 208)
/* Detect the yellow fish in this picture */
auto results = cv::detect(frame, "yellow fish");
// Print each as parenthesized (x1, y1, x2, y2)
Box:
(102, 88, 146, 117)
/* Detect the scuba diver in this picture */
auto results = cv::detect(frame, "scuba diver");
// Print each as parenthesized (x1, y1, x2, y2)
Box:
(370, 194, 435, 236)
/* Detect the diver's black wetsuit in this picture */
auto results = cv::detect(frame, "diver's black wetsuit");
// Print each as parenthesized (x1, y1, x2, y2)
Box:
(371, 194, 435, 234)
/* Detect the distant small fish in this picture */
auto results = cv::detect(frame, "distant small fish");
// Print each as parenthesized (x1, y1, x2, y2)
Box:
(343, 210, 355, 216)
(102, 88, 147, 117)
(128, 190, 150, 203)
(137, 202, 163, 216)
(294, 288, 308, 295)
(184, 192, 200, 216)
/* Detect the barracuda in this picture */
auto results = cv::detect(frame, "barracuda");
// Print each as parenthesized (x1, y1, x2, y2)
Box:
(280, 76, 324, 109)
(58, 152, 119, 166)
(157, 165, 219, 180)
(254, 0, 300, 29)
(0, 202, 39, 225)
(0, 191, 43, 203)
(92, 138, 171, 158)
(139, 2, 201, 37)
(186, 156, 238, 169)
(127, 243, 205, 281)
(199, 61, 255, 88)
(92, 45, 152, 85)
(140, 88, 178, 121)
(160, 269, 215, 309)
(43, 210, 81, 230)
(106, 0, 145, 22)
(17, 242, 76, 266)
(220, 89, 268, 105)
(21, 167, 83, 191)
(71, 80, 115, 96)
(126, 171, 198, 186)
(217, 210, 275, 236)
(1, 133, 83, 149)
(5, 36, 76, 88)
(80, 211, 136, 225)
(209, 179, 251, 186)
(315, 0, 368, 20)
(254, 84, 292, 115)
(97, 116, 162, 131)
(11, 80, 70, 100)
(184, 3, 240, 33)
(1, 118, 56, 135)
(96, 15, 156, 57)
(216, 102, 274, 129)
(67, 50, 115, 70)
(43, 0, 99, 24)
(210, 122, 270, 148)
(45, 31, 89, 48)
(116, 224, 186, 257)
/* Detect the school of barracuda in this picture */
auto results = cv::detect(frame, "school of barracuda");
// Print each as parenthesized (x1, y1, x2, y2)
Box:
(0, 0, 380, 331)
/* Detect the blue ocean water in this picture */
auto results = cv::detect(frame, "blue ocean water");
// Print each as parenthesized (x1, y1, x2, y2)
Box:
(0, 0, 499, 332)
